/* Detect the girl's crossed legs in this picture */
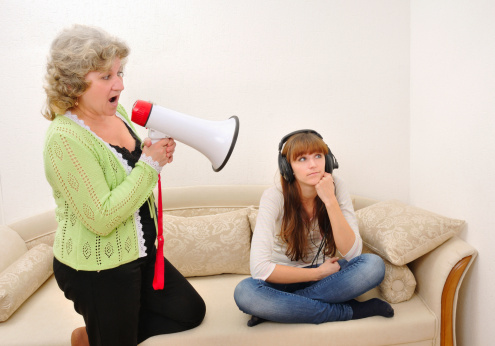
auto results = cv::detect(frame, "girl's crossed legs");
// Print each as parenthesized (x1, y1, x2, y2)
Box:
(234, 253, 392, 324)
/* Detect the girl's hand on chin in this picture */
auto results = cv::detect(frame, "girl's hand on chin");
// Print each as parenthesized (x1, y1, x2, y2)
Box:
(315, 173, 335, 205)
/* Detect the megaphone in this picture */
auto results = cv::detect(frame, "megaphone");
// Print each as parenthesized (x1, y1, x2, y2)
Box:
(131, 100, 239, 172)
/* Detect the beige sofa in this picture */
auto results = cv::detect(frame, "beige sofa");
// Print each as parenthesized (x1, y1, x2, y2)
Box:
(0, 185, 477, 346)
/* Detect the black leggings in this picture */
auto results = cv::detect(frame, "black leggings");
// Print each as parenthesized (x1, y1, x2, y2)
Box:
(53, 249, 206, 346)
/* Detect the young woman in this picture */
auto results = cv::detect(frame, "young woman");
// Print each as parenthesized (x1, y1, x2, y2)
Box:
(234, 130, 394, 326)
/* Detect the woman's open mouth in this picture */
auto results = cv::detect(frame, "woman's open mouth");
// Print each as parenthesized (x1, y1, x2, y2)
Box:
(109, 96, 118, 103)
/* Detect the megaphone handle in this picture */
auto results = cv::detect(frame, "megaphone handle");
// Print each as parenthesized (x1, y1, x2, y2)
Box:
(152, 175, 165, 290)
(148, 128, 171, 144)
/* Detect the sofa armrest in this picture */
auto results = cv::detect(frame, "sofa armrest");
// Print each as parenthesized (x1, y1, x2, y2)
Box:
(408, 236, 477, 346)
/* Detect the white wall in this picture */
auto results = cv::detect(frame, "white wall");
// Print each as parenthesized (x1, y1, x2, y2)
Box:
(411, 1, 495, 345)
(6, 1, 493, 345)
(0, 174, 4, 224)
(0, 0, 410, 225)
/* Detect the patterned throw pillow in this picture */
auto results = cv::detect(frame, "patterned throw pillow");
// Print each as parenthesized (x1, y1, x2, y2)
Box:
(162, 208, 251, 277)
(356, 200, 465, 266)
(247, 206, 258, 232)
(0, 244, 54, 321)
(362, 245, 416, 303)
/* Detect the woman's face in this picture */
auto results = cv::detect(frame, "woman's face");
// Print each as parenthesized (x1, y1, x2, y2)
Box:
(78, 58, 124, 117)
(290, 152, 326, 187)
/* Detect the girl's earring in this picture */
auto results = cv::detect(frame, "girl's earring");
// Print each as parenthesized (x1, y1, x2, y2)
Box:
(75, 99, 79, 107)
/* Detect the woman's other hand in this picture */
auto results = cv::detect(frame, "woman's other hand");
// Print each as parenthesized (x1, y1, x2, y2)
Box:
(315, 172, 336, 206)
(316, 257, 340, 280)
(164, 138, 176, 163)
(142, 138, 176, 166)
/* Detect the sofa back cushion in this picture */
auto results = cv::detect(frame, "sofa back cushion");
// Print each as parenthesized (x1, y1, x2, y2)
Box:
(165, 207, 240, 217)
(158, 185, 269, 210)
(8, 209, 57, 244)
(0, 226, 28, 273)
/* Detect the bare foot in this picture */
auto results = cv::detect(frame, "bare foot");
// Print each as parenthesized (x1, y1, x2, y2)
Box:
(71, 326, 89, 346)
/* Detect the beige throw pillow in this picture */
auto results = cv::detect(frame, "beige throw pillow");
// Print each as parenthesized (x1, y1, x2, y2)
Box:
(380, 259, 416, 303)
(356, 200, 465, 266)
(362, 245, 416, 303)
(0, 244, 54, 321)
(163, 208, 251, 277)
(247, 206, 258, 232)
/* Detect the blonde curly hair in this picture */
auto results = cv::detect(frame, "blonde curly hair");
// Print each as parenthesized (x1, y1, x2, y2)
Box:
(42, 24, 130, 120)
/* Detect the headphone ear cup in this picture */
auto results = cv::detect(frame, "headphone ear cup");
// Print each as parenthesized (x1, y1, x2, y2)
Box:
(278, 153, 294, 183)
(325, 154, 334, 174)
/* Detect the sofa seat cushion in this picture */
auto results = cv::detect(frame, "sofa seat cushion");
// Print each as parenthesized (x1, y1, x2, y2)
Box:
(0, 273, 440, 346)
(142, 274, 437, 346)
(0, 276, 84, 346)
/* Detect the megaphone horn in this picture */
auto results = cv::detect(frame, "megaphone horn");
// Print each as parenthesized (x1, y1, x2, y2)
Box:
(131, 100, 239, 172)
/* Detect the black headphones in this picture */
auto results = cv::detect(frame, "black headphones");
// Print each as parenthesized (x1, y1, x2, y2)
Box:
(278, 129, 339, 183)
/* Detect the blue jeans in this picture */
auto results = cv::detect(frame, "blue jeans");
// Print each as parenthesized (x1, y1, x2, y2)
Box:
(234, 254, 385, 324)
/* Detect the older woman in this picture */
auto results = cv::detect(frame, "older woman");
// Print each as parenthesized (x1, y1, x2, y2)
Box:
(43, 24, 205, 346)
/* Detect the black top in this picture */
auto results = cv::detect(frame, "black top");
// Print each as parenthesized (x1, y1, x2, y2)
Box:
(109, 122, 157, 256)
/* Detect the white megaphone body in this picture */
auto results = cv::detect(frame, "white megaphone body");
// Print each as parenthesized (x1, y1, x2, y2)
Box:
(131, 100, 239, 172)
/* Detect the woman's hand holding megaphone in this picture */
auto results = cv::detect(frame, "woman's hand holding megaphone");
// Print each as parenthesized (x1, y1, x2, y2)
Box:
(142, 137, 176, 166)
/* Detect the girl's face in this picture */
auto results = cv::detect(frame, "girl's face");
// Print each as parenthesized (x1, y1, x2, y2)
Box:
(77, 58, 124, 117)
(290, 152, 326, 187)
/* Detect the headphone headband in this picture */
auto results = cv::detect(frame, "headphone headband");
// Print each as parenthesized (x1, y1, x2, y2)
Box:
(278, 129, 323, 151)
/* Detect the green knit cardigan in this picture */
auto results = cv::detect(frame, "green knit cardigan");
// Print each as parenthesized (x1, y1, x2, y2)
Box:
(43, 105, 159, 271)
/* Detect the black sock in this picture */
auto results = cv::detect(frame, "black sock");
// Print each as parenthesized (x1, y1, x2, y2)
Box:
(347, 298, 394, 319)
(247, 315, 267, 327)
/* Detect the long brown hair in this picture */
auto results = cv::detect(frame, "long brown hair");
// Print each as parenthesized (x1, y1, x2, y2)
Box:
(279, 132, 336, 261)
